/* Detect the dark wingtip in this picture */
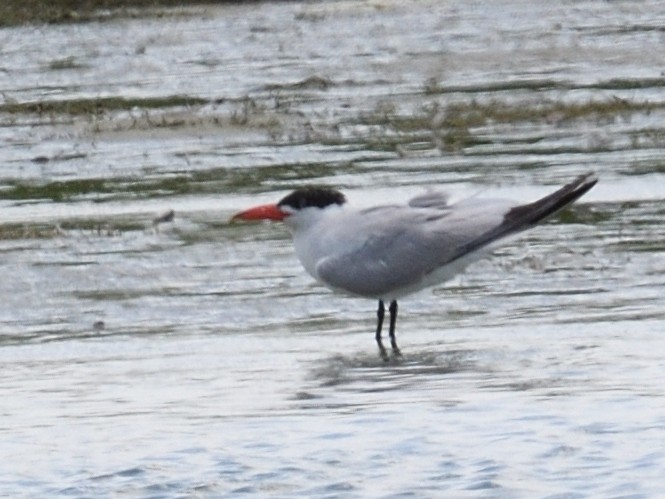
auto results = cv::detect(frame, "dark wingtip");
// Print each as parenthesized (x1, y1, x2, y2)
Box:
(568, 171, 598, 197)
(451, 172, 598, 261)
(504, 171, 598, 230)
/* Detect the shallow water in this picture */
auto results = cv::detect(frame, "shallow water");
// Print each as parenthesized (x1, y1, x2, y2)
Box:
(1, 0, 665, 497)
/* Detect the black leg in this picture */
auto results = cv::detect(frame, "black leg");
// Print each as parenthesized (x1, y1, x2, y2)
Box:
(388, 300, 401, 357)
(375, 300, 388, 361)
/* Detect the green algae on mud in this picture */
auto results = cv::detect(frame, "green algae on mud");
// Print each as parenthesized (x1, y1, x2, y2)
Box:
(0, 176, 195, 203)
(2, 179, 110, 202)
(0, 219, 147, 240)
(0, 161, 341, 205)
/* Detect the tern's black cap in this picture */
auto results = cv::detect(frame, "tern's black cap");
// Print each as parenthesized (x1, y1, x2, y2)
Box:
(278, 186, 346, 210)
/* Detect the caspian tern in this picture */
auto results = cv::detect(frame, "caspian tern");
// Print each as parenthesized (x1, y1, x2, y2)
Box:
(232, 173, 597, 360)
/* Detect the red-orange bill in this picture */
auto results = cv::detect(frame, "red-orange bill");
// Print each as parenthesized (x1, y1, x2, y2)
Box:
(231, 204, 287, 222)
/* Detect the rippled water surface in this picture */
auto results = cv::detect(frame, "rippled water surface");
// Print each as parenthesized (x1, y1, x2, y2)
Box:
(2, 0, 665, 497)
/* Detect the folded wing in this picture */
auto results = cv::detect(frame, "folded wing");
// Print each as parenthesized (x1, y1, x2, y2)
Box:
(315, 173, 597, 298)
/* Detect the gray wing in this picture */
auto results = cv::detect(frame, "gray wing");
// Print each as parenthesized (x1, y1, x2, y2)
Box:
(314, 206, 502, 298)
(314, 172, 597, 299)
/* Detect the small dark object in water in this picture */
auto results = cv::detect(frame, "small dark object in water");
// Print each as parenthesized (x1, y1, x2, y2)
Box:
(93, 320, 105, 332)
(153, 209, 175, 226)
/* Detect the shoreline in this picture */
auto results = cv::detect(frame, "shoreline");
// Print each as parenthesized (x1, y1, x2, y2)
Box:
(0, 0, 259, 27)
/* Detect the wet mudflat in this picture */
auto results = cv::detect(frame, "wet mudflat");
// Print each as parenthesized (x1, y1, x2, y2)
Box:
(1, 0, 665, 497)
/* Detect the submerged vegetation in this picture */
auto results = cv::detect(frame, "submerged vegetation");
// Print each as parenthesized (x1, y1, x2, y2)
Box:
(0, 160, 340, 204)
(3, 91, 661, 137)
(0, 96, 208, 116)
(0, 223, 64, 240)
(0, 0, 249, 27)
(353, 95, 665, 152)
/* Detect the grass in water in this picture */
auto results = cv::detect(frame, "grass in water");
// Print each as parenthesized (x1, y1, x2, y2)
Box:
(0, 0, 245, 27)
(0, 95, 208, 116)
